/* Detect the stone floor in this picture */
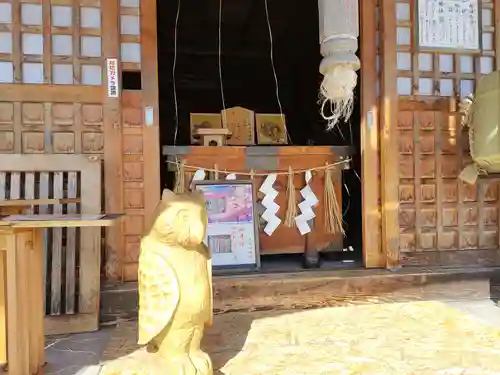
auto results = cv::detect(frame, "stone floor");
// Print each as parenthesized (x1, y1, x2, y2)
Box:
(45, 299, 500, 375)
(44, 329, 113, 375)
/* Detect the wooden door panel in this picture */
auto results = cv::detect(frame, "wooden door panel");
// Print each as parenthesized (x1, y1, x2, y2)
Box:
(0, 0, 122, 334)
(0, 100, 104, 155)
(380, 0, 500, 267)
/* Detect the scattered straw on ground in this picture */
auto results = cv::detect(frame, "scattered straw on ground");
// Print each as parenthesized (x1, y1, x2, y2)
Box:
(101, 301, 500, 374)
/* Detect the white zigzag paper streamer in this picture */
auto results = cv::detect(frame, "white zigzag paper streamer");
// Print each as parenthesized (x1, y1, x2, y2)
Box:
(259, 173, 281, 236)
(295, 170, 319, 235)
(190, 169, 206, 189)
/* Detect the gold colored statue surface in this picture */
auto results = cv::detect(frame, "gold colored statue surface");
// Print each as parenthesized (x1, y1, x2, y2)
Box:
(102, 189, 213, 375)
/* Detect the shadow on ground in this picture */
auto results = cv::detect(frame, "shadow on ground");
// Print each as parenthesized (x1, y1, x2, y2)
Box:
(204, 311, 284, 374)
(99, 310, 285, 374)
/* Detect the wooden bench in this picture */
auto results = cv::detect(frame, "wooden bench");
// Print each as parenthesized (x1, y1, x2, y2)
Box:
(0, 213, 121, 375)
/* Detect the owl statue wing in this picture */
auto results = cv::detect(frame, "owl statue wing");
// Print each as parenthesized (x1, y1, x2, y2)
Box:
(137, 239, 180, 346)
(201, 242, 214, 328)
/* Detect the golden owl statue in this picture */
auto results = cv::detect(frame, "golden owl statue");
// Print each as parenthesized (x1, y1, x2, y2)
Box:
(101, 189, 213, 375)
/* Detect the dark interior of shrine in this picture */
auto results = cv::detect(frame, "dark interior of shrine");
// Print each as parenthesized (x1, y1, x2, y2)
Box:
(154, 0, 363, 266)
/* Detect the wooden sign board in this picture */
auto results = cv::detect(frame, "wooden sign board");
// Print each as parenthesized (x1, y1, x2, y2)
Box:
(255, 113, 288, 145)
(221, 107, 255, 145)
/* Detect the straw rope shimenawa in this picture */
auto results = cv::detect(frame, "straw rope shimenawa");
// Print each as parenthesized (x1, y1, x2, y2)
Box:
(166, 158, 350, 176)
(173, 159, 186, 194)
(167, 158, 351, 235)
(284, 166, 297, 228)
(168, 159, 348, 234)
(324, 164, 345, 235)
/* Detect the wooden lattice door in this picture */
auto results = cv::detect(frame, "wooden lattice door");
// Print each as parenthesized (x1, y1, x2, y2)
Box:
(380, 0, 500, 266)
(0, 0, 161, 332)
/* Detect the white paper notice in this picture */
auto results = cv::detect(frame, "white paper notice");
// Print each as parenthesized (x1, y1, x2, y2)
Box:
(259, 173, 280, 236)
(301, 185, 319, 206)
(261, 190, 279, 207)
(305, 170, 312, 183)
(261, 203, 280, 222)
(418, 0, 479, 51)
(264, 216, 281, 236)
(192, 169, 206, 181)
(225, 173, 237, 180)
(295, 169, 317, 236)
(301, 171, 318, 205)
(259, 173, 277, 194)
(298, 201, 315, 221)
(295, 214, 311, 235)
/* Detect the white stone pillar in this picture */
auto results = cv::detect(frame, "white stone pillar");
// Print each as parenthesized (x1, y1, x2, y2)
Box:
(318, 0, 360, 129)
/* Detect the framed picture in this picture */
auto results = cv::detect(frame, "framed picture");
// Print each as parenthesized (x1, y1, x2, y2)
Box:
(190, 113, 222, 144)
(255, 114, 288, 145)
(193, 180, 260, 271)
(415, 0, 481, 53)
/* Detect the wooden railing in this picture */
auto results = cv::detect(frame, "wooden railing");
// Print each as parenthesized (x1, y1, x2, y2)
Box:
(0, 155, 102, 335)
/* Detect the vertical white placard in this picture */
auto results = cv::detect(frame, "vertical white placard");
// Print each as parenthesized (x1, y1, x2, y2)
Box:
(106, 58, 120, 98)
(145, 106, 154, 127)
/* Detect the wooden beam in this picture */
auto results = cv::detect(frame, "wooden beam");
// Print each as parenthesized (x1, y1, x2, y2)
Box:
(380, 0, 400, 268)
(0, 85, 101, 103)
(360, 0, 383, 268)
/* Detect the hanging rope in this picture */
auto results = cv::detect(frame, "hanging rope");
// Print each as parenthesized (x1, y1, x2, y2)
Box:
(319, 64, 357, 131)
(165, 158, 350, 176)
(284, 166, 297, 227)
(218, 0, 228, 127)
(172, 0, 181, 145)
(214, 164, 220, 180)
(173, 160, 186, 194)
(263, 0, 291, 144)
(323, 165, 345, 235)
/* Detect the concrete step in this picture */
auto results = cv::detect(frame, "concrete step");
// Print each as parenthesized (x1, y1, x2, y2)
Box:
(100, 266, 499, 325)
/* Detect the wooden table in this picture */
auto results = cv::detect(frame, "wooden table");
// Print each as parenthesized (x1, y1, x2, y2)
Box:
(0, 212, 121, 375)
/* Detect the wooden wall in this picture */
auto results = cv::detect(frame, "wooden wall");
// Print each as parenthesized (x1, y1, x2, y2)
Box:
(0, 0, 160, 282)
(381, 0, 500, 267)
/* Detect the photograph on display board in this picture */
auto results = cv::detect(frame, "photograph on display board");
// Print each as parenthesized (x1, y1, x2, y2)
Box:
(193, 180, 260, 271)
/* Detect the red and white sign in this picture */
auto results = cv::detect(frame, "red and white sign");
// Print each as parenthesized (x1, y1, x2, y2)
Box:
(106, 58, 119, 98)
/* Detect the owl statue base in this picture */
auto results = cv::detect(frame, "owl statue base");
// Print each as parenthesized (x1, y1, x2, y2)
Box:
(102, 189, 214, 375)
(101, 346, 212, 375)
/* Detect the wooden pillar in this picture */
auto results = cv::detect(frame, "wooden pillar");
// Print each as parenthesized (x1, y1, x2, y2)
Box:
(141, 0, 161, 228)
(360, 0, 383, 267)
(380, 0, 400, 268)
(102, 0, 125, 281)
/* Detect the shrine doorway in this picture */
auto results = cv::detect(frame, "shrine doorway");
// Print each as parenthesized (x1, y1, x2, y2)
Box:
(155, 0, 381, 270)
